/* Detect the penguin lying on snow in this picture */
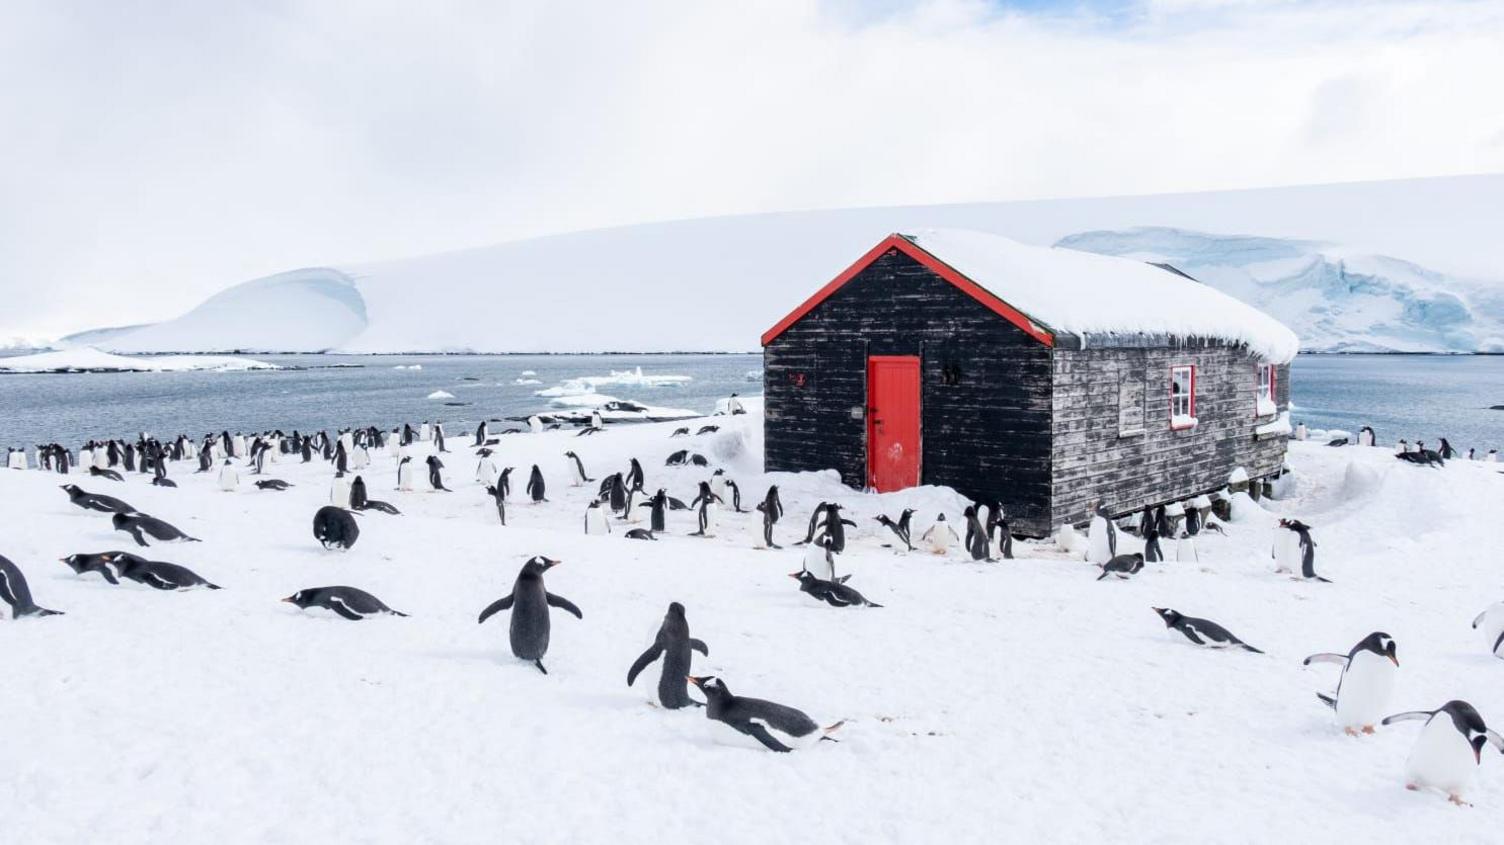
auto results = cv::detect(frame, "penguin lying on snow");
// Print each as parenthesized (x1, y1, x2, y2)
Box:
(624, 528, 657, 541)
(1383, 701, 1504, 805)
(1304, 632, 1398, 735)
(112, 512, 200, 547)
(102, 552, 220, 590)
(477, 556, 582, 675)
(284, 586, 407, 620)
(88, 466, 125, 482)
(0, 554, 64, 618)
(688, 676, 842, 752)
(1152, 607, 1263, 653)
(790, 570, 882, 608)
(313, 506, 361, 550)
(1096, 553, 1144, 581)
(59, 552, 125, 584)
(627, 602, 709, 708)
(255, 479, 292, 491)
(60, 484, 136, 514)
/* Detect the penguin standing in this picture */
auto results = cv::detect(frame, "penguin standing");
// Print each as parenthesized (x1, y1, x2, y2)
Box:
(1087, 503, 1116, 564)
(1303, 632, 1399, 735)
(802, 535, 837, 581)
(648, 489, 670, 533)
(477, 556, 582, 674)
(1359, 425, 1376, 447)
(1174, 529, 1197, 563)
(1274, 519, 1326, 581)
(396, 456, 415, 492)
(496, 467, 514, 501)
(485, 481, 508, 525)
(875, 509, 915, 552)
(526, 465, 547, 503)
(331, 473, 353, 507)
(349, 475, 369, 510)
(334, 440, 349, 475)
(584, 500, 611, 535)
(474, 421, 488, 447)
(425, 455, 449, 491)
(1140, 507, 1163, 563)
(985, 502, 1013, 559)
(626, 602, 709, 709)
(475, 454, 499, 486)
(963, 506, 994, 562)
(565, 451, 593, 486)
(689, 481, 721, 537)
(217, 458, 239, 491)
(919, 513, 958, 555)
(625, 458, 645, 493)
(687, 676, 841, 752)
(1382, 701, 1504, 805)
(756, 485, 784, 549)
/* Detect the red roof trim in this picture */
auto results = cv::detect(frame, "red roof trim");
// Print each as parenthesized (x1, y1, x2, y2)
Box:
(760, 234, 1055, 347)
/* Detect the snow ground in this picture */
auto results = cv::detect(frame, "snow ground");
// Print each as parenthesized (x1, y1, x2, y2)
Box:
(0, 347, 274, 373)
(3, 402, 1504, 842)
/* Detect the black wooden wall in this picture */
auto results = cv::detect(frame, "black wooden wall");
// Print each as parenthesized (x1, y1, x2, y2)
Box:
(763, 248, 1055, 534)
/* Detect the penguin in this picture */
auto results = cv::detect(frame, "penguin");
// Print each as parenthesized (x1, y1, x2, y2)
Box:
(626, 602, 709, 708)
(687, 676, 842, 752)
(1359, 425, 1376, 447)
(919, 513, 958, 555)
(1382, 701, 1504, 805)
(88, 466, 124, 482)
(565, 451, 593, 486)
(283, 586, 407, 620)
(1096, 552, 1145, 581)
(527, 415, 543, 435)
(477, 556, 582, 674)
(495, 466, 514, 501)
(0, 554, 64, 618)
(874, 509, 915, 551)
(810, 503, 856, 553)
(723, 479, 744, 513)
(757, 486, 786, 549)
(60, 484, 136, 514)
(625, 458, 645, 492)
(1438, 438, 1456, 460)
(475, 454, 499, 486)
(255, 479, 291, 491)
(425, 455, 450, 491)
(696, 425, 719, 435)
(709, 469, 730, 503)
(484, 483, 507, 525)
(112, 512, 200, 547)
(790, 570, 882, 608)
(397, 456, 416, 491)
(6, 447, 27, 470)
(670, 425, 690, 437)
(802, 535, 837, 581)
(420, 421, 431, 443)
(102, 552, 219, 590)
(58, 552, 122, 584)
(349, 475, 369, 510)
(599, 473, 628, 514)
(665, 450, 689, 466)
(312, 506, 360, 550)
(331, 473, 353, 508)
(1174, 529, 1198, 563)
(984, 502, 1014, 559)
(624, 528, 657, 540)
(1470, 602, 1504, 659)
(1486, 449, 1498, 463)
(333, 440, 349, 475)
(1280, 518, 1325, 581)
(217, 458, 239, 491)
(1303, 632, 1399, 735)
(1140, 507, 1163, 563)
(648, 489, 670, 533)
(1087, 503, 1116, 564)
(474, 420, 488, 447)
(584, 500, 611, 535)
(963, 506, 994, 562)
(1183, 502, 1203, 536)
(689, 481, 721, 537)
(1152, 607, 1263, 653)
(526, 464, 547, 502)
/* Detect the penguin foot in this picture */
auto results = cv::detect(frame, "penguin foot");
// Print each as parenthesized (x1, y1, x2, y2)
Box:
(1344, 727, 1360, 737)
(1361, 725, 1375, 735)
(1406, 784, 1419, 791)
(1449, 794, 1471, 807)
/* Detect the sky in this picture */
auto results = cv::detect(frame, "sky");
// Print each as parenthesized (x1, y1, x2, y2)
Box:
(1, 0, 1502, 342)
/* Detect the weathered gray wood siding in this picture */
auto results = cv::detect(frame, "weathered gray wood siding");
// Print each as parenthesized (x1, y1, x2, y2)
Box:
(1050, 343, 1290, 528)
(764, 248, 1055, 534)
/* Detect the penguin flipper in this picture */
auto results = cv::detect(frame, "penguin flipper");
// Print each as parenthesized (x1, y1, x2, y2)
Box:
(478, 595, 514, 624)
(533, 659, 548, 674)
(139, 572, 177, 591)
(1302, 653, 1349, 668)
(1485, 730, 1504, 753)
(97, 567, 120, 586)
(1473, 610, 1488, 629)
(742, 721, 794, 753)
(1316, 692, 1337, 710)
(546, 592, 583, 619)
(689, 638, 709, 656)
(325, 598, 365, 621)
(1493, 629, 1504, 656)
(1381, 710, 1434, 726)
(1238, 642, 1264, 654)
(1177, 626, 1206, 646)
(626, 645, 664, 686)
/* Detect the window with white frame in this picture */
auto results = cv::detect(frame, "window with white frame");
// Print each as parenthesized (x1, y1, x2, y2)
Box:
(1256, 364, 1276, 417)
(1170, 365, 1196, 429)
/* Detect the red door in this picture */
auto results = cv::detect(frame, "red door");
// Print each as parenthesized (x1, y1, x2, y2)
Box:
(867, 355, 921, 491)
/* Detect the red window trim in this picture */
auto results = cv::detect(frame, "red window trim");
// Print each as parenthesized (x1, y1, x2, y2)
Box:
(1170, 364, 1196, 430)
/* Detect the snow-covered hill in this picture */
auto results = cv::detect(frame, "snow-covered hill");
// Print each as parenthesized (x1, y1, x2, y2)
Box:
(72, 174, 1504, 354)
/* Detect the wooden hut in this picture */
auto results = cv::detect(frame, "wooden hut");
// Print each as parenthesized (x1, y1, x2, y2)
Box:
(760, 229, 1299, 537)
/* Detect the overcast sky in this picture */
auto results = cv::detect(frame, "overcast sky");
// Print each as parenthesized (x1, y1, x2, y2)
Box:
(2, 0, 1501, 341)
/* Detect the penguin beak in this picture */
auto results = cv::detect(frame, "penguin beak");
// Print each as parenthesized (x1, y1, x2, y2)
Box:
(1388, 654, 1400, 668)
(687, 676, 704, 688)
(280, 596, 294, 603)
(787, 572, 801, 579)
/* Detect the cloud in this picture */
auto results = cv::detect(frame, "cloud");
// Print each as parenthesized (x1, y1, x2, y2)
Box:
(1, 0, 1501, 340)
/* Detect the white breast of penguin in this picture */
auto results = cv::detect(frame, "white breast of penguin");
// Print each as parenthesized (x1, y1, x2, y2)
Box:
(1406, 715, 1475, 793)
(1334, 650, 1395, 728)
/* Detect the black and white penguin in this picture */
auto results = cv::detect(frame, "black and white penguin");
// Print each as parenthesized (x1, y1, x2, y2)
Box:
(484, 482, 508, 525)
(477, 556, 582, 674)
(1382, 701, 1504, 805)
(689, 481, 721, 537)
(59, 552, 122, 584)
(1359, 425, 1376, 447)
(984, 502, 1014, 559)
(425, 455, 449, 491)
(1140, 507, 1163, 563)
(495, 466, 514, 502)
(757, 485, 786, 549)
(255, 479, 291, 491)
(1174, 529, 1198, 563)
(112, 512, 200, 547)
(88, 466, 124, 482)
(648, 489, 670, 533)
(283, 586, 407, 620)
(688, 676, 842, 752)
(330, 473, 353, 508)
(625, 458, 645, 493)
(6, 447, 28, 470)
(963, 506, 994, 562)
(0, 554, 64, 617)
(103, 552, 219, 590)
(312, 506, 360, 550)
(919, 513, 958, 555)
(875, 509, 915, 551)
(526, 465, 547, 503)
(599, 473, 628, 514)
(1087, 502, 1116, 563)
(473, 420, 488, 447)
(584, 500, 611, 535)
(218, 458, 239, 491)
(1303, 632, 1399, 735)
(349, 475, 370, 510)
(565, 451, 593, 486)
(1152, 607, 1263, 653)
(1470, 603, 1504, 659)
(1274, 518, 1327, 581)
(1438, 438, 1457, 460)
(624, 528, 656, 540)
(627, 602, 709, 708)
(60, 483, 135, 514)
(802, 535, 838, 581)
(1096, 552, 1145, 581)
(790, 569, 882, 608)
(397, 456, 416, 492)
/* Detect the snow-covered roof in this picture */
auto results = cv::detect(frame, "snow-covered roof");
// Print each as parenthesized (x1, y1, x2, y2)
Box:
(903, 229, 1301, 363)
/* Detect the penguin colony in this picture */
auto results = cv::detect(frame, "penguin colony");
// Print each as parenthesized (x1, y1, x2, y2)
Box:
(5, 412, 1504, 790)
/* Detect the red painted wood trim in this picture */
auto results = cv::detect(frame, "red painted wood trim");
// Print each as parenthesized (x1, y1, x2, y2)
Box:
(760, 234, 1055, 347)
(1169, 363, 1197, 430)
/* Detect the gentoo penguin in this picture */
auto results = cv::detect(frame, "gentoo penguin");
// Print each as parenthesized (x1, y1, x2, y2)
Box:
(1382, 701, 1504, 805)
(1096, 553, 1145, 581)
(58, 552, 122, 584)
(1276, 518, 1327, 581)
(526, 465, 547, 502)
(102, 552, 219, 590)
(688, 676, 842, 752)
(696, 425, 719, 435)
(875, 509, 915, 551)
(349, 475, 369, 510)
(283, 586, 407, 620)
(919, 514, 958, 555)
(709, 469, 730, 503)
(963, 506, 994, 562)
(723, 479, 744, 513)
(1303, 632, 1399, 735)
(475, 454, 499, 485)
(425, 455, 449, 491)
(599, 473, 628, 514)
(984, 502, 1014, 559)
(1470, 602, 1504, 658)
(484, 483, 507, 525)
(625, 458, 645, 492)
(1152, 607, 1263, 653)
(333, 440, 349, 474)
(88, 466, 124, 482)
(624, 528, 656, 540)
(527, 415, 543, 435)
(1087, 503, 1117, 564)
(648, 489, 671, 533)
(477, 556, 582, 674)
(1486, 449, 1498, 463)
(1174, 529, 1198, 563)
(790, 570, 882, 608)
(802, 535, 838, 581)
(584, 500, 611, 535)
(112, 512, 200, 547)
(665, 450, 689, 466)
(689, 481, 721, 537)
(331, 473, 353, 507)
(6, 447, 26, 470)
(0, 554, 64, 618)
(217, 458, 239, 491)
(495, 466, 514, 501)
(1359, 425, 1376, 447)
(1140, 507, 1163, 563)
(565, 451, 593, 486)
(312, 506, 360, 550)
(396, 456, 416, 492)
(1438, 438, 1457, 460)
(420, 421, 431, 442)
(626, 602, 709, 708)
(756, 486, 786, 549)
(255, 479, 291, 491)
(670, 426, 690, 437)
(60, 484, 135, 514)
(474, 420, 488, 447)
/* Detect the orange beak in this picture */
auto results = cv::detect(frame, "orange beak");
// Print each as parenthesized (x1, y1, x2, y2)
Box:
(687, 676, 704, 688)
(280, 597, 294, 603)
(1389, 654, 1400, 668)
(787, 572, 802, 579)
